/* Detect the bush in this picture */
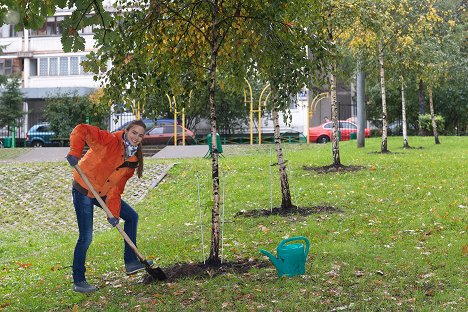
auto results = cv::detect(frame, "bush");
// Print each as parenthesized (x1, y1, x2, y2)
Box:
(418, 114, 445, 135)
(44, 91, 108, 137)
(0, 76, 24, 130)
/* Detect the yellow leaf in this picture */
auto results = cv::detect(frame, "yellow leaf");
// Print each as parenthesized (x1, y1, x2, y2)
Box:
(16, 262, 32, 269)
(462, 244, 468, 255)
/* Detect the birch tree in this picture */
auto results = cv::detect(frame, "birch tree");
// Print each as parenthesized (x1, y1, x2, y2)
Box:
(247, 0, 324, 208)
(307, 0, 362, 165)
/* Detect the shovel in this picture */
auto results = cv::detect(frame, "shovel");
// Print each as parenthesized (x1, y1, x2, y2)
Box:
(73, 164, 167, 281)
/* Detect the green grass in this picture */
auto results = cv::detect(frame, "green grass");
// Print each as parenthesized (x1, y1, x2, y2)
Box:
(0, 136, 466, 311)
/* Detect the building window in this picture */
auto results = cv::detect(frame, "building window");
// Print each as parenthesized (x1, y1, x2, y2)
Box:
(30, 59, 38, 76)
(49, 57, 58, 76)
(30, 22, 47, 36)
(35, 56, 94, 76)
(9, 25, 23, 37)
(56, 16, 65, 34)
(60, 57, 69, 75)
(46, 17, 58, 35)
(30, 15, 94, 37)
(70, 57, 79, 75)
(39, 58, 48, 76)
(0, 59, 13, 75)
(0, 25, 23, 38)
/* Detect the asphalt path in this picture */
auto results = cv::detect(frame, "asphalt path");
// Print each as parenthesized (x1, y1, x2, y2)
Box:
(8, 145, 210, 163)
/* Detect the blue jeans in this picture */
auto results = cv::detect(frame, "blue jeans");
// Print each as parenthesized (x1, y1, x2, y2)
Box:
(72, 188, 139, 283)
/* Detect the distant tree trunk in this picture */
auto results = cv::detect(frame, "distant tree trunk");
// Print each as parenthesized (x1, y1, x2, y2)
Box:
(272, 107, 293, 209)
(401, 79, 410, 149)
(207, 4, 220, 265)
(378, 41, 389, 153)
(428, 86, 440, 144)
(356, 63, 366, 148)
(329, 63, 341, 166)
(418, 78, 425, 136)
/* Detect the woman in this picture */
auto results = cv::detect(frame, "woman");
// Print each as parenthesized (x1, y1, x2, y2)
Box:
(66, 120, 152, 293)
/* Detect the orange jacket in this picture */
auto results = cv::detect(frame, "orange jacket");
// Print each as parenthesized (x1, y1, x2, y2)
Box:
(68, 124, 138, 217)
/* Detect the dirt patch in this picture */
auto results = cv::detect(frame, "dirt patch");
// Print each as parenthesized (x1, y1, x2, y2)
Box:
(403, 146, 424, 150)
(367, 150, 409, 155)
(143, 258, 270, 284)
(302, 164, 365, 174)
(235, 206, 343, 218)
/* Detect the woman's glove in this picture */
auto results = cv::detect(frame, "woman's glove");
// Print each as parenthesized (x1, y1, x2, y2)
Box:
(107, 217, 119, 227)
(66, 154, 79, 167)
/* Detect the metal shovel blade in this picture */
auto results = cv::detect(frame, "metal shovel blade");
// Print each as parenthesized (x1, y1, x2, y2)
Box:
(143, 260, 167, 281)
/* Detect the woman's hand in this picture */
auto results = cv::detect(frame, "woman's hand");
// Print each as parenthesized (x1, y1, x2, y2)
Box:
(107, 217, 119, 227)
(66, 154, 79, 167)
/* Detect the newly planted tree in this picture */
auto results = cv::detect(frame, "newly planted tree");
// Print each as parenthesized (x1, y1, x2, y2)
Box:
(248, 0, 325, 208)
(80, 0, 323, 261)
(308, 0, 362, 163)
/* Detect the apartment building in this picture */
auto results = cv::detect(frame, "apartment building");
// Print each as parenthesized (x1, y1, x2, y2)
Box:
(0, 8, 101, 139)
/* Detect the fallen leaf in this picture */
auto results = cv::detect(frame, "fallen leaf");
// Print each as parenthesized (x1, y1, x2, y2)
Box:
(462, 244, 468, 255)
(16, 262, 32, 269)
(1, 303, 11, 309)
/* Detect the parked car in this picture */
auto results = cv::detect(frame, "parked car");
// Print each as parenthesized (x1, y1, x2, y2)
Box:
(25, 122, 59, 147)
(309, 120, 370, 143)
(142, 125, 197, 145)
(113, 118, 176, 132)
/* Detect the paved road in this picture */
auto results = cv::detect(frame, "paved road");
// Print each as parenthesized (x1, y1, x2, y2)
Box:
(6, 145, 210, 163)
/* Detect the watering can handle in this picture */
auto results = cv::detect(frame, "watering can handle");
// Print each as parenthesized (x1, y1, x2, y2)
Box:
(278, 236, 310, 258)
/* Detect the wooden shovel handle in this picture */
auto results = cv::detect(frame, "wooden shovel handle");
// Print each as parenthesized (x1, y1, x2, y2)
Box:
(73, 164, 146, 262)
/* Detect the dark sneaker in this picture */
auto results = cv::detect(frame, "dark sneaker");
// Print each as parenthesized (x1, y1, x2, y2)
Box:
(125, 260, 153, 275)
(73, 281, 97, 293)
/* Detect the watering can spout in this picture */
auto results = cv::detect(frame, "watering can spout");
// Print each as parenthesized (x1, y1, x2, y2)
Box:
(259, 249, 280, 268)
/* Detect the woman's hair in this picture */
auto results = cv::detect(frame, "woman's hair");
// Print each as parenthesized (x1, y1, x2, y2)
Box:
(126, 120, 147, 178)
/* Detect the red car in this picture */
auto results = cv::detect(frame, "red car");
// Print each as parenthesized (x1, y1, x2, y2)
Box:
(309, 120, 370, 143)
(142, 125, 197, 145)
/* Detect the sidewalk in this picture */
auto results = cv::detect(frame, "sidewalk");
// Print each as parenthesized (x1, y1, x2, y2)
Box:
(4, 145, 210, 163)
(13, 147, 69, 163)
(151, 145, 209, 159)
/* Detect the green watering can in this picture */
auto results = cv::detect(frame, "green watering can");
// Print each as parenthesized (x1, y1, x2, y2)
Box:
(259, 236, 310, 277)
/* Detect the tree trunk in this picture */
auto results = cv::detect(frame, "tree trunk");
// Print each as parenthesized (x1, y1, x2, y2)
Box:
(428, 86, 440, 144)
(329, 63, 341, 166)
(378, 41, 389, 153)
(401, 79, 410, 149)
(272, 107, 293, 209)
(356, 62, 366, 148)
(207, 2, 221, 265)
(418, 78, 425, 136)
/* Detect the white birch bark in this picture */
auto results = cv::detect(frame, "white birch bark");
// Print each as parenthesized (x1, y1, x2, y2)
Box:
(379, 40, 389, 153)
(429, 86, 441, 144)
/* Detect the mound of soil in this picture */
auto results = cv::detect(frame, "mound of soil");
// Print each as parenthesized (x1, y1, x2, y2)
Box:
(235, 206, 343, 218)
(143, 258, 269, 284)
(302, 164, 365, 174)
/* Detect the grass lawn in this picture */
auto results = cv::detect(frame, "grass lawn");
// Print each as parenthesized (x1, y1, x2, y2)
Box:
(0, 136, 466, 311)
